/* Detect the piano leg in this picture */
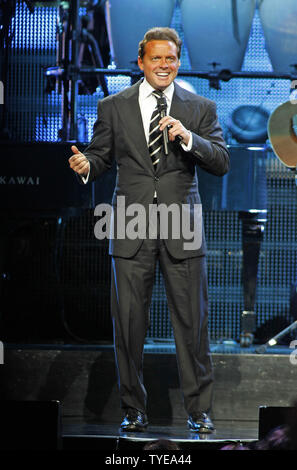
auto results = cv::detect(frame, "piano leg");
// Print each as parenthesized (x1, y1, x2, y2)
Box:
(239, 211, 267, 347)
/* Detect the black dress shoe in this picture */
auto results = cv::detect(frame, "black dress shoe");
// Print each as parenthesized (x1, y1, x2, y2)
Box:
(188, 412, 215, 433)
(120, 408, 148, 432)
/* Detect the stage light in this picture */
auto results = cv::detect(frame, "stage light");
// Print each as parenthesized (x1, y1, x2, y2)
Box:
(247, 146, 266, 151)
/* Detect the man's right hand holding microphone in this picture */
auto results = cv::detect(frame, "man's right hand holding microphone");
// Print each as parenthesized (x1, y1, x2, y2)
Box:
(68, 145, 90, 178)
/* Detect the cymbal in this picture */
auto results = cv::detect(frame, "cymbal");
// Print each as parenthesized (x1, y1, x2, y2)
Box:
(268, 100, 297, 168)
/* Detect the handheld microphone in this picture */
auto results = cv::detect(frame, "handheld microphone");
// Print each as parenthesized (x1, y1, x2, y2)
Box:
(157, 96, 169, 155)
(157, 97, 184, 152)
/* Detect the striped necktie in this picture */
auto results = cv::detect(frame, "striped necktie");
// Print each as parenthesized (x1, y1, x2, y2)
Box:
(148, 90, 166, 169)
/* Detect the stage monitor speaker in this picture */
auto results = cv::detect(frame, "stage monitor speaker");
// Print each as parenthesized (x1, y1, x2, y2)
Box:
(0, 400, 62, 450)
(258, 406, 295, 440)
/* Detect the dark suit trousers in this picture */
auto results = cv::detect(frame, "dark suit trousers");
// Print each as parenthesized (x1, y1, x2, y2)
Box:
(110, 214, 214, 416)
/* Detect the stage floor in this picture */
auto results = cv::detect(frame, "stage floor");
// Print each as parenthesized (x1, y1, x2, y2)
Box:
(62, 418, 258, 451)
(57, 342, 292, 450)
(3, 339, 294, 355)
(2, 340, 295, 451)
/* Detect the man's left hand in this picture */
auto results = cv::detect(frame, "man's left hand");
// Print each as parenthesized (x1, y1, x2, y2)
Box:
(159, 116, 191, 145)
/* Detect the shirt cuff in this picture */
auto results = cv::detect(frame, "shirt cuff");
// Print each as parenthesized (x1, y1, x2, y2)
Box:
(181, 132, 193, 152)
(81, 170, 90, 184)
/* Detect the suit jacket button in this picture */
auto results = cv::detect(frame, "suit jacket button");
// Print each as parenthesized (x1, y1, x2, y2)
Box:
(154, 176, 159, 181)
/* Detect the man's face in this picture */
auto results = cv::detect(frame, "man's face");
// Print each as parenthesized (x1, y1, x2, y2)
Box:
(138, 40, 180, 91)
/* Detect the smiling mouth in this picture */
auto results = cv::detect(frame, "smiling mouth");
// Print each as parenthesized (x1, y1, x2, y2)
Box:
(156, 72, 170, 78)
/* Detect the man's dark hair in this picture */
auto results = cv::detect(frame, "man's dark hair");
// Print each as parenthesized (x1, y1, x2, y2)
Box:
(138, 27, 182, 59)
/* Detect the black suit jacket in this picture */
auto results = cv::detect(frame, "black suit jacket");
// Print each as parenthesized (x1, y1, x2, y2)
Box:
(83, 80, 229, 259)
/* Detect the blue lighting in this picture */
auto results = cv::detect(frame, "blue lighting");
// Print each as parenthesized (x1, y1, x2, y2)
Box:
(6, 2, 291, 143)
(11, 2, 58, 51)
(7, 2, 292, 144)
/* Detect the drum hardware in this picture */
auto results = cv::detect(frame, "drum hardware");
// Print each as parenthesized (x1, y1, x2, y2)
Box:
(255, 99, 297, 352)
(53, 0, 109, 140)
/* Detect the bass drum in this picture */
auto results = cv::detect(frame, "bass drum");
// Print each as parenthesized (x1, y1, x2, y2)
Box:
(105, 0, 175, 69)
(258, 0, 297, 73)
(180, 0, 256, 71)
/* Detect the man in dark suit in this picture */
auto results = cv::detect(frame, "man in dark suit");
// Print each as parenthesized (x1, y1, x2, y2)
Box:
(69, 27, 229, 433)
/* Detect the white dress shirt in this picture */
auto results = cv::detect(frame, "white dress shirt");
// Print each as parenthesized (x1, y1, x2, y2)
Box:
(139, 78, 192, 150)
(82, 78, 193, 186)
(139, 78, 192, 199)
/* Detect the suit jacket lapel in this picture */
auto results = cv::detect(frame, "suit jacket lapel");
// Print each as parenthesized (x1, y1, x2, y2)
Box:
(169, 82, 187, 123)
(115, 81, 189, 174)
(115, 80, 155, 173)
